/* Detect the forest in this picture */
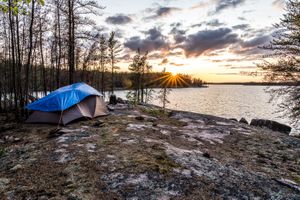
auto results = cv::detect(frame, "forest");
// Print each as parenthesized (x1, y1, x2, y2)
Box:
(0, 0, 204, 118)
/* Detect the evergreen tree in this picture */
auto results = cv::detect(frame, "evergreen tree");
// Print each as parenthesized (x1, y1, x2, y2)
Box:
(0, 0, 103, 119)
(99, 34, 108, 95)
(258, 0, 300, 125)
(128, 50, 153, 104)
(158, 68, 171, 109)
(107, 31, 121, 94)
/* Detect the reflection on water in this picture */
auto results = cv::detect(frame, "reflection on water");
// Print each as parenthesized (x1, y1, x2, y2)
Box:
(114, 85, 296, 131)
(29, 84, 297, 132)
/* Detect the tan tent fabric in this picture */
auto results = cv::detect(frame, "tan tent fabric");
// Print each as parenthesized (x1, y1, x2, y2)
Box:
(26, 95, 108, 125)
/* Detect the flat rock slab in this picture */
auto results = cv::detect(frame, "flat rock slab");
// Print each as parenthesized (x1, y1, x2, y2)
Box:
(0, 106, 299, 199)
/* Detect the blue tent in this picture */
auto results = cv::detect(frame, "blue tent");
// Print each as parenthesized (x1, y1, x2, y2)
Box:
(26, 83, 102, 112)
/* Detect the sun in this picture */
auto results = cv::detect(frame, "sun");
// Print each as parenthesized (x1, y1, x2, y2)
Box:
(170, 71, 179, 76)
(151, 72, 189, 88)
(168, 68, 180, 76)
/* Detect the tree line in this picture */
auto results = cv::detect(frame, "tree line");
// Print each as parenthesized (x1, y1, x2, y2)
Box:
(0, 0, 204, 119)
(0, 0, 109, 119)
(1, 0, 298, 126)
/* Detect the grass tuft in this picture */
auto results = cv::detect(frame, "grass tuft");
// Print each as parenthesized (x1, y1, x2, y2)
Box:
(132, 146, 180, 174)
(0, 148, 6, 158)
(141, 108, 169, 118)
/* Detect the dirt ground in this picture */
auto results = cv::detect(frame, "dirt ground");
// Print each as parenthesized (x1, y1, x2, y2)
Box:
(0, 104, 299, 199)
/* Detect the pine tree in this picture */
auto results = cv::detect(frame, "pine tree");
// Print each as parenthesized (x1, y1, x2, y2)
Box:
(128, 50, 153, 104)
(158, 68, 171, 109)
(107, 31, 121, 94)
(99, 35, 108, 95)
(258, 0, 300, 125)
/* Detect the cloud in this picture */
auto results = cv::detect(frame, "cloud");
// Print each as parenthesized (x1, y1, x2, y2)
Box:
(105, 14, 133, 25)
(242, 10, 253, 14)
(221, 64, 257, 69)
(148, 52, 166, 59)
(124, 27, 169, 53)
(191, 0, 245, 14)
(170, 25, 187, 44)
(238, 16, 246, 21)
(241, 26, 274, 38)
(229, 66, 257, 69)
(272, 0, 285, 10)
(206, 19, 225, 27)
(158, 58, 184, 66)
(159, 58, 169, 65)
(213, 0, 246, 14)
(145, 6, 181, 19)
(181, 28, 240, 57)
(145, 28, 164, 40)
(241, 35, 270, 48)
(232, 24, 250, 30)
(191, 23, 203, 28)
(170, 22, 182, 27)
(230, 34, 271, 56)
(157, 7, 180, 17)
(214, 72, 240, 75)
(211, 57, 257, 63)
(167, 51, 184, 57)
(214, 71, 252, 76)
(211, 59, 224, 63)
(189, 0, 220, 10)
(170, 62, 184, 66)
(120, 53, 131, 62)
(190, 1, 209, 10)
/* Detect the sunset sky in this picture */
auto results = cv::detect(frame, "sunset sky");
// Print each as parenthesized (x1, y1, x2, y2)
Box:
(95, 0, 285, 82)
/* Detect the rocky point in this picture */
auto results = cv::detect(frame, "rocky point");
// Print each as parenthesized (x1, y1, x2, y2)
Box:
(0, 103, 299, 199)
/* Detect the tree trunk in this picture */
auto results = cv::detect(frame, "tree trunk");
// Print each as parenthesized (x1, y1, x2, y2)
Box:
(101, 68, 105, 96)
(39, 17, 46, 96)
(56, 1, 61, 88)
(33, 46, 38, 97)
(15, 14, 23, 115)
(68, 0, 75, 84)
(25, 0, 36, 113)
(111, 58, 113, 94)
(8, 0, 18, 118)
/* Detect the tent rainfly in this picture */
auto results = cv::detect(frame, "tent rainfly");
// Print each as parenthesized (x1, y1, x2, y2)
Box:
(26, 83, 108, 125)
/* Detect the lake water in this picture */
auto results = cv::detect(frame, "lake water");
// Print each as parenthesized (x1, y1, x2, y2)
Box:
(113, 85, 298, 133)
(23, 84, 297, 133)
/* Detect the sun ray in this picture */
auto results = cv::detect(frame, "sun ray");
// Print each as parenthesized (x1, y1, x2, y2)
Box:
(176, 75, 190, 87)
(150, 73, 172, 85)
(156, 72, 191, 88)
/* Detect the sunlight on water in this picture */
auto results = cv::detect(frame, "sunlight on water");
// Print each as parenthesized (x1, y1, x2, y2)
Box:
(114, 85, 297, 133)
(32, 85, 297, 133)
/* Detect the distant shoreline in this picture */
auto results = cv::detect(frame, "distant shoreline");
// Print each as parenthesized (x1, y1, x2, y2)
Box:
(208, 82, 296, 86)
(112, 85, 209, 91)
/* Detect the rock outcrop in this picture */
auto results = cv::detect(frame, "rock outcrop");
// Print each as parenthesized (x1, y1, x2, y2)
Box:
(250, 119, 292, 134)
(239, 118, 248, 124)
(109, 94, 117, 105)
(0, 105, 299, 199)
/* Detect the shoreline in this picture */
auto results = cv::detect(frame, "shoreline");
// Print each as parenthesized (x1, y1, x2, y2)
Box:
(0, 103, 299, 199)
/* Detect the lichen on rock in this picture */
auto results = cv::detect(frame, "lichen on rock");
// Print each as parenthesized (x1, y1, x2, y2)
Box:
(0, 105, 299, 199)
